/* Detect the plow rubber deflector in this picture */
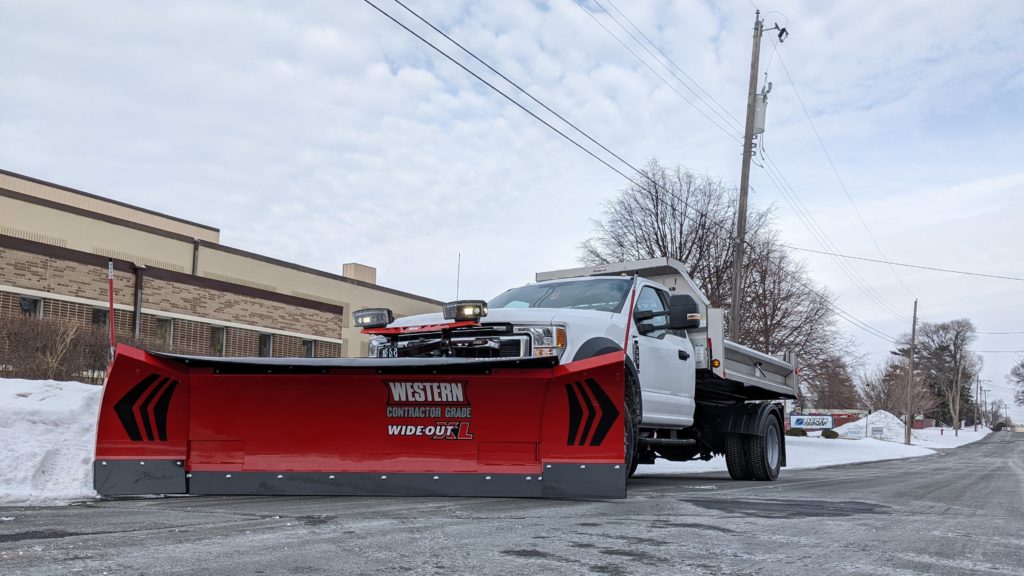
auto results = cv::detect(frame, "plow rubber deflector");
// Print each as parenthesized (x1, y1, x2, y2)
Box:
(95, 345, 627, 499)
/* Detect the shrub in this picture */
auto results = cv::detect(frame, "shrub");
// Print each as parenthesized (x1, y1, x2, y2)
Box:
(1, 316, 109, 382)
(821, 429, 840, 439)
(784, 428, 807, 437)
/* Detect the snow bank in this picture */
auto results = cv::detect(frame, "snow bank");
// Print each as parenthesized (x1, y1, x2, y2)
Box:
(638, 416, 992, 478)
(0, 378, 101, 505)
(834, 410, 907, 441)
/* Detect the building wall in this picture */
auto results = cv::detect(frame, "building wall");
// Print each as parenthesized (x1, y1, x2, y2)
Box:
(0, 170, 220, 243)
(0, 169, 441, 357)
(1, 240, 346, 358)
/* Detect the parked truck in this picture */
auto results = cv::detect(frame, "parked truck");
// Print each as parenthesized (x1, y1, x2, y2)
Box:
(93, 257, 797, 499)
(360, 257, 799, 481)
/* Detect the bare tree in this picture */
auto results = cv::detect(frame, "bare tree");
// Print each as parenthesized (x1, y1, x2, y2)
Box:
(804, 353, 860, 409)
(579, 159, 848, 385)
(899, 319, 980, 430)
(580, 159, 772, 307)
(985, 398, 1008, 427)
(1010, 356, 1024, 407)
(858, 357, 938, 421)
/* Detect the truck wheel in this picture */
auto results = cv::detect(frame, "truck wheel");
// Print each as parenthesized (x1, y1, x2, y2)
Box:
(725, 433, 752, 480)
(747, 415, 782, 481)
(625, 369, 640, 478)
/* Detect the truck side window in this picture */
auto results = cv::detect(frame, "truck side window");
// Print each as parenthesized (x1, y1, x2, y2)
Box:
(634, 287, 669, 336)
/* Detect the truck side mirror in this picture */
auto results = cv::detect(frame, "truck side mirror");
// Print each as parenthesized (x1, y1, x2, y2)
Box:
(668, 295, 701, 330)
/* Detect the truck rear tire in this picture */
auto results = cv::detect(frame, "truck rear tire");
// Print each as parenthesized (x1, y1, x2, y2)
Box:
(725, 433, 752, 480)
(747, 415, 782, 481)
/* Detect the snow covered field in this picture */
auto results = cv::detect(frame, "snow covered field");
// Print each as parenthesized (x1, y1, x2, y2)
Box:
(0, 378, 992, 505)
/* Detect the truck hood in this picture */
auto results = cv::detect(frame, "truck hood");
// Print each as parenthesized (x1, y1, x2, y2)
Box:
(388, 307, 615, 328)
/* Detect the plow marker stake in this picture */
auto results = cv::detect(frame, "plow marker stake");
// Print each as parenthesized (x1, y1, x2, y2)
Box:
(95, 346, 627, 499)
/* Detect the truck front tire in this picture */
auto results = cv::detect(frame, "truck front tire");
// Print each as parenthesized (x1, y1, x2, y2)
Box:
(625, 368, 640, 478)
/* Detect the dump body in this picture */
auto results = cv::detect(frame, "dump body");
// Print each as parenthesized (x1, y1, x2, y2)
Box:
(95, 345, 627, 498)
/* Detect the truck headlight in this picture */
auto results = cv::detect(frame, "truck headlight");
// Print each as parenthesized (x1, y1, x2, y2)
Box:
(443, 300, 488, 322)
(514, 326, 567, 358)
(354, 308, 394, 329)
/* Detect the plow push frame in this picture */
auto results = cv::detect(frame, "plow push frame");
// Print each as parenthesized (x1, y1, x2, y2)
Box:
(94, 345, 628, 499)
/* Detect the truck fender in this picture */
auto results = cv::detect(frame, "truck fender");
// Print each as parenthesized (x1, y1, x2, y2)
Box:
(721, 403, 786, 467)
(571, 337, 641, 434)
(572, 337, 623, 363)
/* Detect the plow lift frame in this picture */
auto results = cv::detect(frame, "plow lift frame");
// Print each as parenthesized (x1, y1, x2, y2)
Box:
(94, 345, 628, 499)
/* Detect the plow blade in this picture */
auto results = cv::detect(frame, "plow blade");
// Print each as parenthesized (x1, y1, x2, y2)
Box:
(95, 345, 627, 499)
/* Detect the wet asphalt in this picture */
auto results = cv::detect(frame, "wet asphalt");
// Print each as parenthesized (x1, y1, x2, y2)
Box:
(1, 431, 1021, 575)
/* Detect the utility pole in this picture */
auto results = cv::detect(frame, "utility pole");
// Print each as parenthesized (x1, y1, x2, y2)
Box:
(974, 375, 980, 432)
(728, 11, 764, 341)
(982, 388, 990, 426)
(904, 299, 918, 445)
(953, 362, 964, 437)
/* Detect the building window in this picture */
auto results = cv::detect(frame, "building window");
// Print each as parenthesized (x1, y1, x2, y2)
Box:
(210, 326, 226, 356)
(302, 339, 315, 358)
(155, 318, 173, 350)
(259, 333, 273, 357)
(19, 297, 42, 318)
(92, 308, 109, 327)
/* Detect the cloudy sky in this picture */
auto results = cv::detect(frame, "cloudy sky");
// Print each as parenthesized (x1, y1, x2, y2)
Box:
(2, 0, 1022, 419)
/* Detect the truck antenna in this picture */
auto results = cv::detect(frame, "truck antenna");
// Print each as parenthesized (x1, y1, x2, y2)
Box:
(456, 252, 461, 300)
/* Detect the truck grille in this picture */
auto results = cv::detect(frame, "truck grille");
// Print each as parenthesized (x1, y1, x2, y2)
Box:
(393, 324, 529, 358)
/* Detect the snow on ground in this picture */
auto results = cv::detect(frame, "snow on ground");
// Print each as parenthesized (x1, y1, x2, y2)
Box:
(834, 410, 907, 440)
(0, 378, 993, 504)
(0, 378, 101, 505)
(638, 413, 991, 477)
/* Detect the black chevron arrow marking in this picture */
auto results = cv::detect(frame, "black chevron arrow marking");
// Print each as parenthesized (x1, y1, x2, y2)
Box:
(113, 374, 178, 442)
(566, 383, 584, 445)
(114, 374, 159, 441)
(585, 378, 620, 446)
(575, 381, 597, 446)
(154, 380, 178, 441)
(565, 378, 622, 446)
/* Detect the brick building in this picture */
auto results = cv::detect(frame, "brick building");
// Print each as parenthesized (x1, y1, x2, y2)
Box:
(0, 169, 440, 361)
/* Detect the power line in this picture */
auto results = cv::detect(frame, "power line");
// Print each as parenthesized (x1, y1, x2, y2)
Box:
(769, 40, 917, 299)
(758, 150, 911, 322)
(391, 0, 643, 187)
(974, 331, 1024, 335)
(573, 0, 906, 324)
(785, 245, 1024, 282)
(595, 0, 745, 135)
(574, 1, 743, 143)
(360, 0, 645, 192)
(366, 0, 897, 340)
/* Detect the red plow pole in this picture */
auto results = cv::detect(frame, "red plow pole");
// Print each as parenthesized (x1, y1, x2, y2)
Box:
(95, 346, 627, 499)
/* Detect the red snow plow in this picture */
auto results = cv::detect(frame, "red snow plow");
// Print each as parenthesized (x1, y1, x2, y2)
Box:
(94, 345, 627, 499)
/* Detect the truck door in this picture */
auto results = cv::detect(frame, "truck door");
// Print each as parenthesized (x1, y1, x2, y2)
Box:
(631, 286, 696, 427)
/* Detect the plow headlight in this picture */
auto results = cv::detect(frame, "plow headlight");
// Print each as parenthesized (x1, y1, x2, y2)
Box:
(443, 300, 488, 322)
(515, 325, 567, 358)
(353, 308, 394, 329)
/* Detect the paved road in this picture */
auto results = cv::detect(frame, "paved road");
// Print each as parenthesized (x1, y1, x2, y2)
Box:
(2, 431, 1021, 575)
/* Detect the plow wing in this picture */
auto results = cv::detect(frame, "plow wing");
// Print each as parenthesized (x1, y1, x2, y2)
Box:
(95, 345, 627, 499)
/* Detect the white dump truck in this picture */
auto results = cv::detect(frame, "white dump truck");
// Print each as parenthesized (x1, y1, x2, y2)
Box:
(360, 257, 799, 481)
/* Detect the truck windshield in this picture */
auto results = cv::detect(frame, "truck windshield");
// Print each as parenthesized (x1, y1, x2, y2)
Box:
(489, 279, 632, 312)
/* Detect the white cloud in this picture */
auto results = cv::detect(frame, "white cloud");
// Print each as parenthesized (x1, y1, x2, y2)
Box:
(1, 0, 1022, 418)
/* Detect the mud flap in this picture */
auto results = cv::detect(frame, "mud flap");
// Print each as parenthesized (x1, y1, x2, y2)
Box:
(95, 346, 627, 499)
